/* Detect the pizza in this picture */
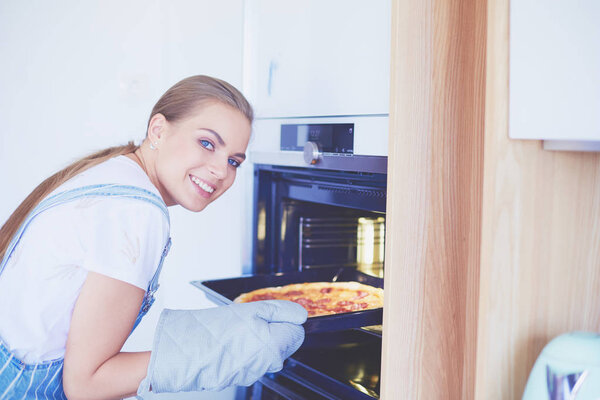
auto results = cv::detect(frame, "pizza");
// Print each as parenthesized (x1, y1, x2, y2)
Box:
(233, 281, 384, 317)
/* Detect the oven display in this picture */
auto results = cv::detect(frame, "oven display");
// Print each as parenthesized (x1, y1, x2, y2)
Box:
(280, 123, 354, 154)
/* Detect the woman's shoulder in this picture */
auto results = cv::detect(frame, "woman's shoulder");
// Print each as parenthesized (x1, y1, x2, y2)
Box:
(42, 155, 169, 228)
(57, 155, 159, 196)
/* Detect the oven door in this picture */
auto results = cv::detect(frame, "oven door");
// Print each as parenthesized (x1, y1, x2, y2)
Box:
(193, 273, 383, 399)
(192, 265, 383, 399)
(230, 330, 381, 400)
(234, 329, 381, 400)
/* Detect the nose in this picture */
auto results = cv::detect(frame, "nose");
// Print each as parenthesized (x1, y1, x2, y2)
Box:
(208, 155, 228, 180)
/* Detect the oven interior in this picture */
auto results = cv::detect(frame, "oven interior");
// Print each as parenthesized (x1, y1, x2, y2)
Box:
(253, 165, 386, 274)
(250, 164, 387, 399)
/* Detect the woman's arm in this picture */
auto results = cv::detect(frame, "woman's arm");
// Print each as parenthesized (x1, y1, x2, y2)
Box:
(63, 271, 151, 400)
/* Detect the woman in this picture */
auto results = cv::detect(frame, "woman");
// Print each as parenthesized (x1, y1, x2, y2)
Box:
(0, 75, 307, 399)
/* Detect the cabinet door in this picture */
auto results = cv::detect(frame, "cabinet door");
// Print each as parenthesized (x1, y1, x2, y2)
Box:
(509, 0, 600, 141)
(244, 0, 390, 118)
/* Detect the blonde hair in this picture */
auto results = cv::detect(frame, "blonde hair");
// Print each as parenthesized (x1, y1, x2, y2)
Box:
(0, 75, 253, 261)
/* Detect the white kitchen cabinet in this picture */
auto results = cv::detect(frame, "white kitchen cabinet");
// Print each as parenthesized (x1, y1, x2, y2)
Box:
(243, 0, 391, 118)
(509, 0, 600, 149)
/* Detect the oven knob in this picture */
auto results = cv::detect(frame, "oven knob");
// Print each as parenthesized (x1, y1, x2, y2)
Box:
(303, 141, 321, 165)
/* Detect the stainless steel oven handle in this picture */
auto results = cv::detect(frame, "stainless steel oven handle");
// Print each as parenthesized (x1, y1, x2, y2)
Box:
(251, 151, 388, 174)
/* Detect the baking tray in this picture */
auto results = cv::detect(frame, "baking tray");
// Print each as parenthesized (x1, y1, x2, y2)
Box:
(190, 266, 383, 334)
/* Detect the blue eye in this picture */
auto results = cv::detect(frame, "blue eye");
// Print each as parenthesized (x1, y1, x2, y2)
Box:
(228, 159, 241, 168)
(199, 139, 214, 150)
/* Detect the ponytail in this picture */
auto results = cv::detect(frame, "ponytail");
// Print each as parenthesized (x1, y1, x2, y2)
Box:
(0, 142, 138, 261)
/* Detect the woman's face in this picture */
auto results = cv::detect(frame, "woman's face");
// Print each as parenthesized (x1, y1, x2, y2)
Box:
(152, 101, 252, 211)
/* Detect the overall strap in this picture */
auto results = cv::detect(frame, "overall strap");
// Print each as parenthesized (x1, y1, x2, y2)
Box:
(0, 184, 169, 275)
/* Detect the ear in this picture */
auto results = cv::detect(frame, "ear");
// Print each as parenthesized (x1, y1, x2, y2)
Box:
(147, 113, 167, 143)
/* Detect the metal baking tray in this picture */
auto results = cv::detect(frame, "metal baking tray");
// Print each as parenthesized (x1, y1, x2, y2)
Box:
(190, 266, 383, 335)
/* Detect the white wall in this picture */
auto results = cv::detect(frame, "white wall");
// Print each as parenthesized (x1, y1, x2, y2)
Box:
(0, 0, 251, 360)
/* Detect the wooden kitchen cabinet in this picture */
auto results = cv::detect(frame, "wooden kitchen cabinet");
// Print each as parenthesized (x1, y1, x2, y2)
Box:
(381, 0, 600, 399)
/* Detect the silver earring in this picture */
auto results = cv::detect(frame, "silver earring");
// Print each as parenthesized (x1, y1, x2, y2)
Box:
(150, 142, 158, 150)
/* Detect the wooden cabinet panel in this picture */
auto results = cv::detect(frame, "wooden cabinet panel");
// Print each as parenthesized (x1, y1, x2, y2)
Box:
(384, 0, 600, 398)
(475, 0, 600, 398)
(381, 0, 487, 398)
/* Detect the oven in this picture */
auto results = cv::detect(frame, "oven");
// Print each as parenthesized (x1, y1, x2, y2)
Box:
(193, 116, 387, 399)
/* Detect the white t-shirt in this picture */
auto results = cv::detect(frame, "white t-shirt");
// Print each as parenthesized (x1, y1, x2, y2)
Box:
(0, 155, 170, 363)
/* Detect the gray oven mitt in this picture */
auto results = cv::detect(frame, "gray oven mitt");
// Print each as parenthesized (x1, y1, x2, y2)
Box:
(137, 300, 307, 395)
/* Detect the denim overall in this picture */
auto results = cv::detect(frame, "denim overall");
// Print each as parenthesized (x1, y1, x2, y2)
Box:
(0, 184, 171, 399)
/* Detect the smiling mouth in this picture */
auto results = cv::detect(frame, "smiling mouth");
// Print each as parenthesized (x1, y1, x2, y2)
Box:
(190, 175, 215, 194)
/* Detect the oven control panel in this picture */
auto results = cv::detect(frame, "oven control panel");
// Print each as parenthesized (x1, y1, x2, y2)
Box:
(280, 123, 354, 155)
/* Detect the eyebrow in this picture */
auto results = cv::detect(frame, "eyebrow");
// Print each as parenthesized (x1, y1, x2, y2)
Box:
(200, 128, 246, 160)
